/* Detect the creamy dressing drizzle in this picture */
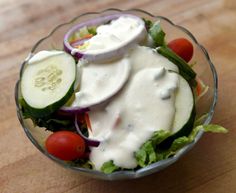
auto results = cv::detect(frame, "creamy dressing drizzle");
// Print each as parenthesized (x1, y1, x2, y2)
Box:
(89, 68, 179, 169)
(72, 57, 131, 108)
(74, 16, 145, 54)
(85, 46, 180, 170)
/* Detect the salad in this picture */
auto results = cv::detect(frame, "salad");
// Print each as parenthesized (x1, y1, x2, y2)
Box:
(19, 14, 227, 174)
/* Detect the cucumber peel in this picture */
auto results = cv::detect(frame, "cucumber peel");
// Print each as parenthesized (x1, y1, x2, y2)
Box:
(157, 46, 197, 85)
(20, 51, 76, 118)
(159, 74, 196, 149)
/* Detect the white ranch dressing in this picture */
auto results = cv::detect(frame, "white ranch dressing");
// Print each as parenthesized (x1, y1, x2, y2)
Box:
(28, 50, 64, 64)
(76, 16, 146, 54)
(72, 57, 131, 108)
(86, 46, 180, 170)
(128, 46, 178, 73)
(89, 68, 179, 169)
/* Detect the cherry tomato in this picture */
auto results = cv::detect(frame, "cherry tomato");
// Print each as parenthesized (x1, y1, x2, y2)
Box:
(167, 38, 193, 62)
(45, 131, 85, 161)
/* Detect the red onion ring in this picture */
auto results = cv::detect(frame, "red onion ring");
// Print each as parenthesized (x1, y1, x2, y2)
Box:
(74, 114, 100, 147)
(63, 13, 146, 62)
(59, 106, 89, 115)
(71, 37, 90, 47)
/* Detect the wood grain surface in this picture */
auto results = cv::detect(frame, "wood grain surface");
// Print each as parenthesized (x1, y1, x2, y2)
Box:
(1, 0, 236, 192)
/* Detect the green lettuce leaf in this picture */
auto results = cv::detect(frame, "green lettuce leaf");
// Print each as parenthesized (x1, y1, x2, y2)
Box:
(149, 21, 166, 47)
(193, 113, 209, 127)
(156, 136, 192, 160)
(103, 124, 228, 172)
(101, 160, 120, 174)
(87, 26, 97, 35)
(19, 97, 76, 132)
(70, 159, 94, 169)
(135, 130, 171, 167)
(189, 124, 228, 141)
(143, 18, 153, 31)
(135, 124, 227, 168)
(33, 117, 75, 132)
(201, 124, 228, 133)
(136, 141, 156, 167)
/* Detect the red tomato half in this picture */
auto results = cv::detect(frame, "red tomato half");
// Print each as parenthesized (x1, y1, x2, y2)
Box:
(46, 131, 85, 161)
(167, 38, 193, 62)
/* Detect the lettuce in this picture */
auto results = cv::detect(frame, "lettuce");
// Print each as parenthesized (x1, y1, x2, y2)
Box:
(19, 97, 76, 132)
(149, 21, 166, 47)
(135, 130, 171, 167)
(101, 160, 120, 174)
(70, 159, 94, 169)
(135, 124, 227, 168)
(189, 124, 228, 140)
(156, 136, 192, 160)
(143, 18, 153, 31)
(101, 124, 227, 173)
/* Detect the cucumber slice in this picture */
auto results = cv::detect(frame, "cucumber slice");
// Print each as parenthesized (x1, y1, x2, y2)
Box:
(157, 46, 197, 85)
(172, 75, 195, 134)
(159, 74, 195, 148)
(20, 51, 76, 117)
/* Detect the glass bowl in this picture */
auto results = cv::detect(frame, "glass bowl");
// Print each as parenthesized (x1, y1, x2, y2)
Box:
(15, 8, 217, 180)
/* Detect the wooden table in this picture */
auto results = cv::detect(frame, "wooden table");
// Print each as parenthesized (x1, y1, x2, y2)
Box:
(1, 0, 236, 192)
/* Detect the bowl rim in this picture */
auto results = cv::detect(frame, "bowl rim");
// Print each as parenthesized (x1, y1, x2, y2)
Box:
(15, 8, 218, 180)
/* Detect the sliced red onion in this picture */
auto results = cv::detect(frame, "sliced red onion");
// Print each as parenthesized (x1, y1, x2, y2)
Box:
(58, 94, 112, 115)
(59, 106, 89, 115)
(71, 38, 90, 47)
(63, 13, 147, 62)
(74, 114, 100, 147)
(58, 99, 110, 116)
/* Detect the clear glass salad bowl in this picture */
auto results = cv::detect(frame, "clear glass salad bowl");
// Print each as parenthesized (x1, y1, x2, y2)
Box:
(15, 8, 217, 180)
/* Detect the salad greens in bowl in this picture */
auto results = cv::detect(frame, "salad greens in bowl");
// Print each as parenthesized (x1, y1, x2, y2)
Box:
(15, 8, 227, 180)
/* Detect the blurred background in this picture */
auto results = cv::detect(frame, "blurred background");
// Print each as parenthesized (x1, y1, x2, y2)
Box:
(0, 0, 236, 192)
